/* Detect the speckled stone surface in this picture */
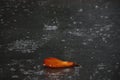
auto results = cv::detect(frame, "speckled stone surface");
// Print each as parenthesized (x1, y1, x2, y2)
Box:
(0, 0, 120, 80)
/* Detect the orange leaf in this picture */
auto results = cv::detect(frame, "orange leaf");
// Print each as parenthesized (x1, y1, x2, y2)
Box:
(43, 57, 78, 68)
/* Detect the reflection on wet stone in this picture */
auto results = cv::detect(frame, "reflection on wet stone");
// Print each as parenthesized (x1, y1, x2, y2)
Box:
(44, 66, 81, 80)
(74, 66, 80, 76)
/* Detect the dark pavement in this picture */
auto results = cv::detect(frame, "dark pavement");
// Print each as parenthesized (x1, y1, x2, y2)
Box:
(0, 0, 120, 80)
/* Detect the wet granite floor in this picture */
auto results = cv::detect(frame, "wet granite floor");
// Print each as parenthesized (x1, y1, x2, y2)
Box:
(0, 0, 120, 80)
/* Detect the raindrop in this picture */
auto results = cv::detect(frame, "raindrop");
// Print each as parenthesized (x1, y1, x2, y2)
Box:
(12, 75, 19, 78)
(10, 68, 16, 71)
(73, 21, 77, 24)
(107, 70, 112, 73)
(104, 16, 109, 19)
(78, 8, 83, 12)
(82, 42, 87, 45)
(61, 39, 66, 42)
(95, 5, 99, 9)
(44, 25, 58, 30)
(13, 19, 17, 22)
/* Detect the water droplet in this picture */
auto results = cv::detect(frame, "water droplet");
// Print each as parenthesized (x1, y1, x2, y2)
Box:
(44, 25, 58, 30)
(10, 68, 16, 71)
(12, 75, 19, 78)
(82, 42, 87, 45)
(78, 9, 83, 12)
(95, 5, 99, 8)
(61, 39, 65, 42)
